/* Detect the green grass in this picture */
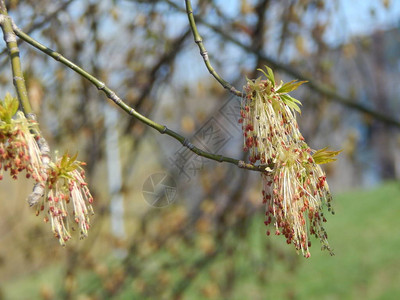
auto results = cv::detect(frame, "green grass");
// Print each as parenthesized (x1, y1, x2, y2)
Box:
(252, 181, 400, 300)
(186, 181, 400, 300)
(2, 181, 400, 299)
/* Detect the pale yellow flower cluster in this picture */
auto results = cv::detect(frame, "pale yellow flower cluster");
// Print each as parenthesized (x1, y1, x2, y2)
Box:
(240, 67, 337, 257)
(0, 94, 94, 245)
(0, 95, 45, 182)
(38, 154, 94, 245)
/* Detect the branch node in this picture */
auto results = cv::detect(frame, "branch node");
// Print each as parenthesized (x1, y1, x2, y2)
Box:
(182, 138, 194, 150)
(9, 16, 20, 31)
(230, 86, 239, 95)
(109, 92, 121, 105)
(4, 32, 16, 43)
(8, 46, 19, 54)
(96, 81, 105, 90)
(13, 76, 24, 85)
(161, 126, 168, 134)
(200, 50, 209, 61)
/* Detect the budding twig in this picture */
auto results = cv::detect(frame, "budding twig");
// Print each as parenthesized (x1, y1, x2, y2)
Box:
(10, 22, 271, 173)
(0, 5, 52, 206)
(185, 0, 243, 97)
(0, 7, 32, 114)
(165, 0, 400, 128)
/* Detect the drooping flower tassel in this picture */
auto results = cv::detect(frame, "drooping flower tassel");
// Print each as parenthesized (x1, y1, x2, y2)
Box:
(240, 66, 340, 257)
(36, 153, 94, 245)
(0, 93, 94, 245)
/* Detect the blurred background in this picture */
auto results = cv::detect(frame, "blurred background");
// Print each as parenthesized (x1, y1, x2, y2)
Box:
(1, 0, 400, 299)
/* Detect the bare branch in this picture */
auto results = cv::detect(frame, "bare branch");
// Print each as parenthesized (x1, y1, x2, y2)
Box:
(166, 0, 400, 128)
(185, 0, 243, 97)
(11, 22, 272, 173)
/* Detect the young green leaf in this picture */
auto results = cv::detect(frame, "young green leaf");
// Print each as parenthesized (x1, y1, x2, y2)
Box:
(312, 147, 342, 164)
(69, 152, 78, 164)
(0, 105, 7, 122)
(265, 66, 275, 86)
(281, 94, 302, 114)
(0, 93, 19, 123)
(4, 93, 19, 118)
(276, 80, 307, 94)
(257, 65, 275, 86)
(60, 152, 69, 169)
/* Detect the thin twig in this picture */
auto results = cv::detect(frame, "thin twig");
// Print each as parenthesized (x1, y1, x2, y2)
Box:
(11, 23, 271, 173)
(185, 0, 243, 97)
(0, 6, 51, 207)
(124, 28, 191, 134)
(211, 27, 400, 128)
(0, 6, 32, 114)
(0, 0, 75, 69)
(166, 0, 400, 128)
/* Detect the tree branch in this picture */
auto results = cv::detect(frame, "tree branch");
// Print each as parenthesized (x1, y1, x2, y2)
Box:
(167, 0, 400, 128)
(11, 23, 271, 173)
(0, 5, 32, 114)
(185, 0, 243, 97)
(251, 0, 270, 77)
(124, 29, 191, 135)
(0, 4, 52, 207)
(0, 0, 75, 69)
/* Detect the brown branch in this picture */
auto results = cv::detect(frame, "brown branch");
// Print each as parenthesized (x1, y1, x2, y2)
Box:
(251, 0, 270, 77)
(124, 29, 191, 135)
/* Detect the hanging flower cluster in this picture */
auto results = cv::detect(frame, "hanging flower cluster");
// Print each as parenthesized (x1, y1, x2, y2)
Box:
(35, 153, 94, 245)
(0, 93, 94, 245)
(0, 93, 45, 182)
(240, 67, 340, 258)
